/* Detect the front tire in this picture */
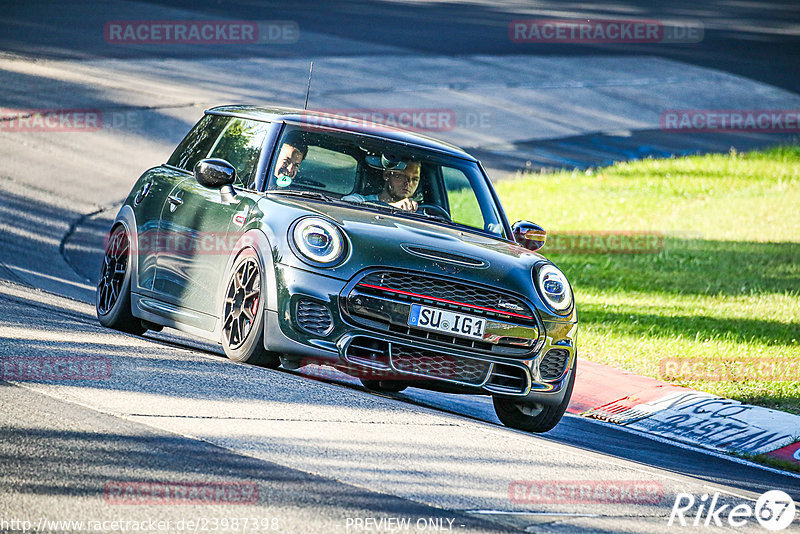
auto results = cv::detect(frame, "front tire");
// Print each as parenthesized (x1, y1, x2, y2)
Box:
(220, 249, 280, 368)
(493, 358, 576, 433)
(96, 224, 146, 335)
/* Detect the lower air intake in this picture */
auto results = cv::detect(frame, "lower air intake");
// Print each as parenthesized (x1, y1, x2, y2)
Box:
(295, 299, 334, 335)
(391, 345, 490, 385)
(540, 348, 570, 380)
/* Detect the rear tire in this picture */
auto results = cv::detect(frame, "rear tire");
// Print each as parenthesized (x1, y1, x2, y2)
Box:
(220, 249, 280, 369)
(493, 358, 576, 433)
(96, 225, 146, 335)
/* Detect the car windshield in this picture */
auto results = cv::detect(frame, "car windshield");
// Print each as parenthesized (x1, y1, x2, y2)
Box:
(265, 124, 506, 237)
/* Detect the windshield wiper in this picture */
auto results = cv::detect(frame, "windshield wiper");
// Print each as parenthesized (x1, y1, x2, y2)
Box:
(268, 189, 333, 202)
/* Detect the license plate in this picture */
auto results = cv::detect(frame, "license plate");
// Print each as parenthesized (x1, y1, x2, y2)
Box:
(407, 304, 486, 340)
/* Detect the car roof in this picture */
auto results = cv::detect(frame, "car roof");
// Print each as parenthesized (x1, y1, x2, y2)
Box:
(206, 105, 477, 161)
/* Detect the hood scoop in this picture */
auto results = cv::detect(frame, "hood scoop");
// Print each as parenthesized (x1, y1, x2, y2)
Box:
(401, 244, 489, 268)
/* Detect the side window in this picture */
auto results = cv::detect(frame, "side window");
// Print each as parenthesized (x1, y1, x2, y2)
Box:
(207, 118, 272, 188)
(167, 115, 229, 172)
(443, 167, 484, 229)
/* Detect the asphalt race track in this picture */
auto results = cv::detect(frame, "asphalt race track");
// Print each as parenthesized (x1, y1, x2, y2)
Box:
(1, 2, 799, 533)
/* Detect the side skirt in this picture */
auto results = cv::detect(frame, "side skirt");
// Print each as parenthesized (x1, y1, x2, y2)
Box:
(131, 292, 218, 342)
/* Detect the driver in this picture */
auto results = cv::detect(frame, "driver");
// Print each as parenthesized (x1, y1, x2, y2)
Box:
(344, 159, 421, 211)
(273, 133, 308, 183)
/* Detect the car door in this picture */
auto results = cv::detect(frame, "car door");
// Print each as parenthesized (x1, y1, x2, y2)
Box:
(153, 117, 274, 317)
(130, 114, 229, 293)
(131, 165, 188, 292)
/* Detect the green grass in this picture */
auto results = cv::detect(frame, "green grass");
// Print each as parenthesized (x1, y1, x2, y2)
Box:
(496, 146, 800, 414)
(744, 451, 800, 474)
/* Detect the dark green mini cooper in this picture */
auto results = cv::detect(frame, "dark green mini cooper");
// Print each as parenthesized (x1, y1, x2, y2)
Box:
(97, 106, 577, 432)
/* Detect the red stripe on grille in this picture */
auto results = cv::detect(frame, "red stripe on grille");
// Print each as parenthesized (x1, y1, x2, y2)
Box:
(357, 282, 534, 320)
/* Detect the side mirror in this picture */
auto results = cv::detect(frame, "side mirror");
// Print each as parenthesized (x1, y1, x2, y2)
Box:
(512, 221, 546, 252)
(194, 158, 236, 188)
(194, 158, 237, 202)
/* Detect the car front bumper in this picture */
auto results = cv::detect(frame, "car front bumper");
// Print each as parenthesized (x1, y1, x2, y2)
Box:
(264, 264, 577, 406)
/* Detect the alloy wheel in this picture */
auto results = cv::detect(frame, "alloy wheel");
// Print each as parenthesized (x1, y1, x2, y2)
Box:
(98, 227, 129, 315)
(223, 257, 261, 349)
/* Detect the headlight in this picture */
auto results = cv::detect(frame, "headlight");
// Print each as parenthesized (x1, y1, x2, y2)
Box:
(291, 217, 346, 266)
(535, 264, 573, 314)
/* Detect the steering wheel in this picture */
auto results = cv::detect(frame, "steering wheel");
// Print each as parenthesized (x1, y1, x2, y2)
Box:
(416, 203, 452, 222)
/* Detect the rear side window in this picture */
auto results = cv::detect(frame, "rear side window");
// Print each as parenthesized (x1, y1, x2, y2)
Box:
(167, 115, 229, 172)
(207, 118, 271, 188)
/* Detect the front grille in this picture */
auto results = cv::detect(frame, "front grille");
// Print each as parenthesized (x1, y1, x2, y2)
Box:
(357, 271, 535, 324)
(540, 348, 570, 380)
(391, 345, 490, 385)
(342, 336, 492, 386)
(387, 324, 495, 351)
(344, 270, 540, 357)
(295, 299, 334, 335)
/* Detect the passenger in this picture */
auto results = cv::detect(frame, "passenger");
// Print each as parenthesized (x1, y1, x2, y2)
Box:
(344, 160, 421, 211)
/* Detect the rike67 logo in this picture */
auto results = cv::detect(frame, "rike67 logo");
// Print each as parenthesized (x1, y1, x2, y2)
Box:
(669, 490, 796, 531)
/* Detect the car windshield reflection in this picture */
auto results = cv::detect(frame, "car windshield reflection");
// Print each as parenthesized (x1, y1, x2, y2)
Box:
(266, 125, 504, 238)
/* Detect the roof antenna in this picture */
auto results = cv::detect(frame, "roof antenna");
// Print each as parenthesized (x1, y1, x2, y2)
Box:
(303, 61, 314, 110)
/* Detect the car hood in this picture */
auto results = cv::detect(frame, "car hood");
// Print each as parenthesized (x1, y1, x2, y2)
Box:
(263, 196, 549, 299)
